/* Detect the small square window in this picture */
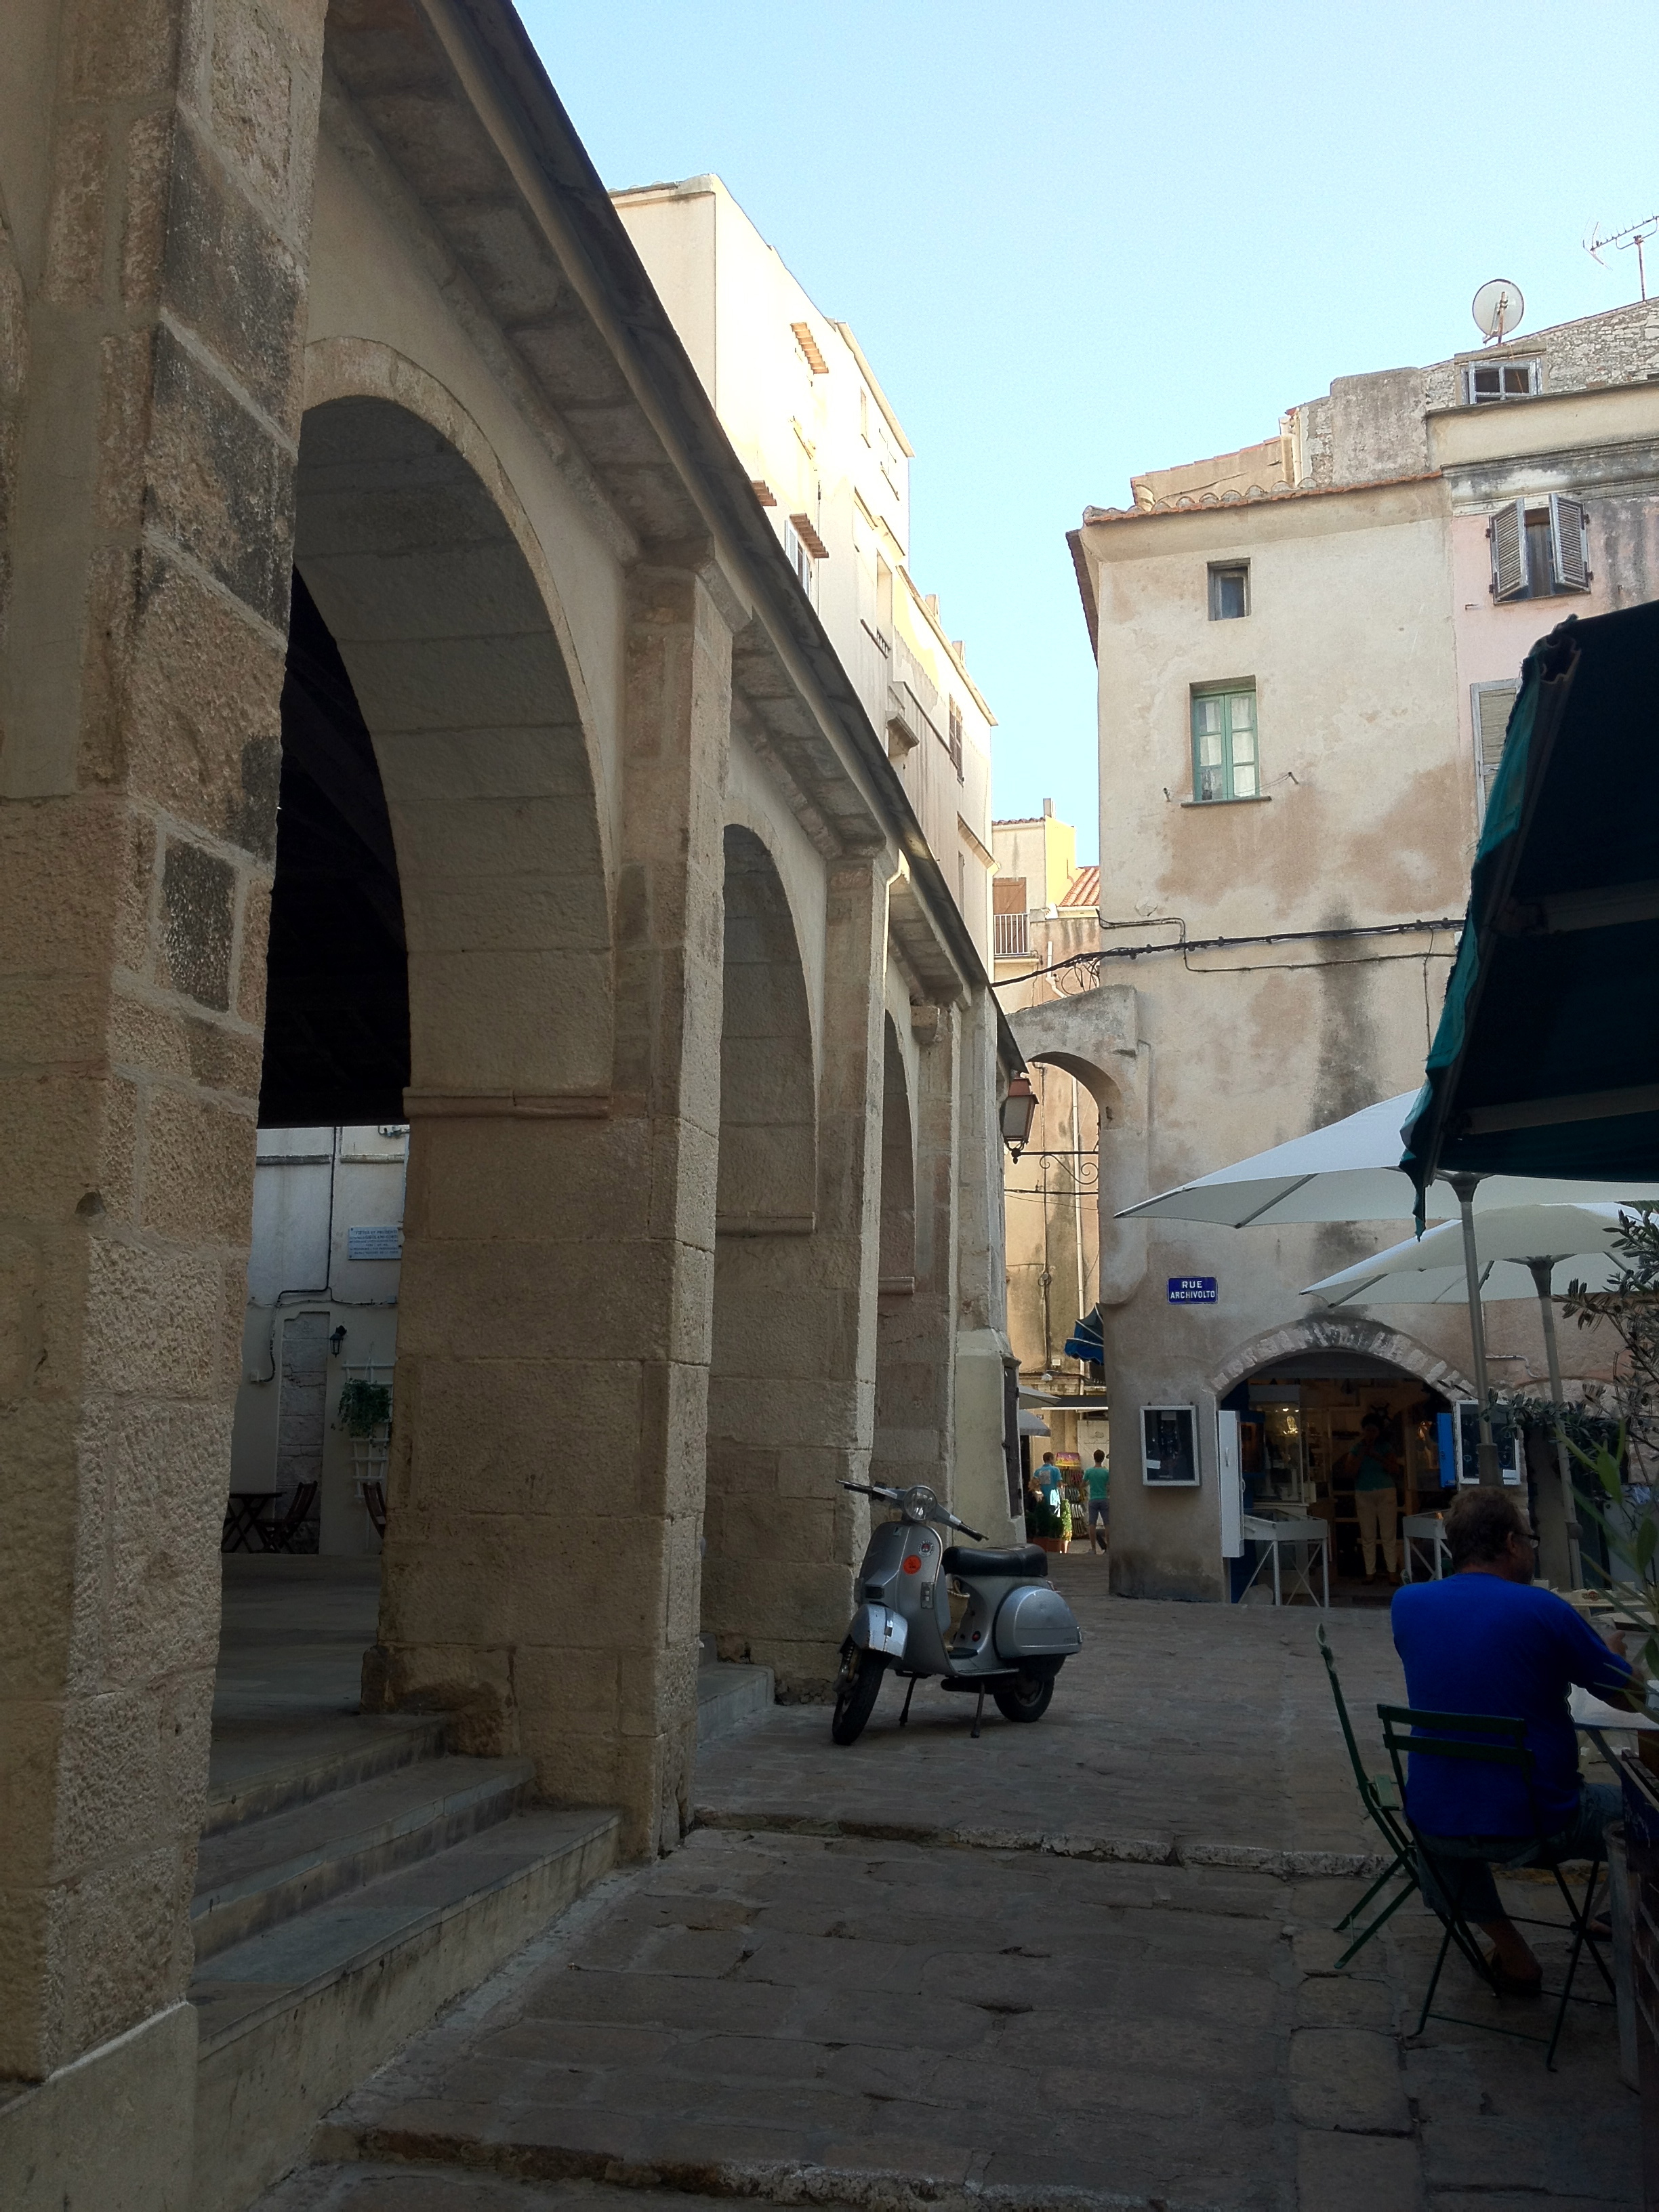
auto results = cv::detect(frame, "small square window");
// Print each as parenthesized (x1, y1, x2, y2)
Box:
(1191, 684, 1258, 802)
(1208, 562, 1250, 620)
(1465, 359, 1539, 404)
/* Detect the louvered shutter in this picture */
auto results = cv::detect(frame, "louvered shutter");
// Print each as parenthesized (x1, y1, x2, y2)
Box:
(1472, 680, 1520, 823)
(1549, 494, 1591, 592)
(1489, 500, 1528, 600)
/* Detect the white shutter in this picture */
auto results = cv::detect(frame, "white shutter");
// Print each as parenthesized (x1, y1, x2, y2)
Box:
(1472, 680, 1520, 823)
(1549, 493, 1591, 592)
(1489, 499, 1528, 600)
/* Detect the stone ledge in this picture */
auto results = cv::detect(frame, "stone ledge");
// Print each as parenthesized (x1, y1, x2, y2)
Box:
(690, 1804, 1385, 1880)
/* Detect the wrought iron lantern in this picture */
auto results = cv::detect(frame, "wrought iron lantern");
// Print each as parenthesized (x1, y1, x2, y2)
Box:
(1000, 1073, 1038, 1159)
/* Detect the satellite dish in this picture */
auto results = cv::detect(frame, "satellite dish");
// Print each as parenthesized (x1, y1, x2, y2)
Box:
(1471, 279, 1525, 342)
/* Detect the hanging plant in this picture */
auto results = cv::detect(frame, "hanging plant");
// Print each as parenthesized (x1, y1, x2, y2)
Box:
(338, 1378, 392, 1437)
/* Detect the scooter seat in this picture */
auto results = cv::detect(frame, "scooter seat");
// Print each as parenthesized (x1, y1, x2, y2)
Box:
(943, 1544, 1048, 1579)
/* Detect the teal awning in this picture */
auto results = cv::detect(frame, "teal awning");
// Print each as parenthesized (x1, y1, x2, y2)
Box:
(1401, 600, 1659, 1214)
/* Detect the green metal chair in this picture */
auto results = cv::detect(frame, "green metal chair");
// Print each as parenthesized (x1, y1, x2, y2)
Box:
(1316, 1624, 1417, 1965)
(1377, 1702, 1613, 2068)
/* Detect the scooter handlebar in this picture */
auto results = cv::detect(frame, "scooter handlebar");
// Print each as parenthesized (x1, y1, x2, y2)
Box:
(840, 1483, 985, 1541)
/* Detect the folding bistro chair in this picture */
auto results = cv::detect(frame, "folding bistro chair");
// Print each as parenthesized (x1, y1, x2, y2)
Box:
(258, 1479, 319, 1553)
(1316, 1626, 1416, 1965)
(1377, 1702, 1614, 2068)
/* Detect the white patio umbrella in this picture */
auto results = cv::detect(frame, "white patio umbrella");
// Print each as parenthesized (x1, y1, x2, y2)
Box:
(1118, 1097, 1659, 1487)
(1118, 1092, 1659, 1230)
(1303, 1204, 1637, 1586)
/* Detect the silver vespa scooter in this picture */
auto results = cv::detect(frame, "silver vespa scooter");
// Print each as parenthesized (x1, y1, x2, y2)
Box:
(831, 1480, 1083, 1744)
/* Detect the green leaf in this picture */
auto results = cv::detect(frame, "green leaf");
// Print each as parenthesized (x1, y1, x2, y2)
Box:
(1639, 1516, 1658, 1572)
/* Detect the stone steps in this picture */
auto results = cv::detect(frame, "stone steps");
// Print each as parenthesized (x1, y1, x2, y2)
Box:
(695, 1658, 773, 1741)
(187, 1724, 620, 2212)
(192, 1750, 535, 1959)
(204, 1713, 447, 1839)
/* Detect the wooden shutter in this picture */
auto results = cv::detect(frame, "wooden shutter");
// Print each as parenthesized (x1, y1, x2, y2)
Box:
(1549, 494, 1591, 592)
(1472, 680, 1520, 822)
(1490, 501, 1528, 600)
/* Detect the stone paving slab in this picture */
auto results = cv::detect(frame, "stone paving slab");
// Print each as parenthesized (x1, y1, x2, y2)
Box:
(694, 1561, 1408, 1866)
(280, 1822, 1637, 2212)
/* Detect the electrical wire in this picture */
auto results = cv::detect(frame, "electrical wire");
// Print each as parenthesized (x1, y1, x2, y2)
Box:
(994, 914, 1465, 991)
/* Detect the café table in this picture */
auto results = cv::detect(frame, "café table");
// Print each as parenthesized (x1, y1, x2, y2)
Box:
(1240, 1512, 1330, 1608)
(221, 1490, 281, 1553)
(1571, 1683, 1659, 1776)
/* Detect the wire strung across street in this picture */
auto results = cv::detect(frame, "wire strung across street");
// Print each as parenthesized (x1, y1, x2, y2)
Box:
(994, 914, 1465, 991)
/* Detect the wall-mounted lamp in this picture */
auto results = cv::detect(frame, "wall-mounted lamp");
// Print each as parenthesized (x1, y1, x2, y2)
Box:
(1000, 1073, 1038, 1159)
(329, 1325, 347, 1357)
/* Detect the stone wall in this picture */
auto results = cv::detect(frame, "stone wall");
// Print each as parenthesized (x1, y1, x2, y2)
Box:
(0, 0, 325, 2094)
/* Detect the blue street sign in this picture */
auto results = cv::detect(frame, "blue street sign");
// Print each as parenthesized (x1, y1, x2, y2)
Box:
(1167, 1276, 1216, 1304)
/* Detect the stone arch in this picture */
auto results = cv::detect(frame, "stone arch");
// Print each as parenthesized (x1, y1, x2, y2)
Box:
(1208, 1313, 1473, 1402)
(878, 1012, 916, 1290)
(293, 394, 611, 1101)
(286, 392, 656, 1821)
(716, 825, 817, 1234)
(703, 829, 834, 1692)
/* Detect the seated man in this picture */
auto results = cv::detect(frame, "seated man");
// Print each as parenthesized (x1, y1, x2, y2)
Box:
(1391, 1487, 1636, 1990)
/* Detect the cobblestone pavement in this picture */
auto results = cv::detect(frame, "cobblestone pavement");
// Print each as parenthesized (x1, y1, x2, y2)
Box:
(695, 1559, 1410, 1866)
(262, 1572, 1638, 2211)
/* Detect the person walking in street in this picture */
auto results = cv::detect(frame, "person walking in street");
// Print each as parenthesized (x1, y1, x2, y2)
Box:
(1026, 1451, 1068, 1550)
(1345, 1415, 1402, 1582)
(1084, 1449, 1109, 1555)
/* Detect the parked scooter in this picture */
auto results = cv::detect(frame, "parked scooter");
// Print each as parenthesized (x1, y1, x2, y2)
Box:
(832, 1480, 1083, 1744)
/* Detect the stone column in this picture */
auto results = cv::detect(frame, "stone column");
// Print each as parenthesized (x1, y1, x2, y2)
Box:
(702, 857, 889, 1694)
(367, 562, 731, 1860)
(0, 0, 324, 2170)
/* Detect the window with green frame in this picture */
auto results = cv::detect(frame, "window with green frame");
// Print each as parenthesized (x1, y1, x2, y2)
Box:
(1191, 684, 1258, 802)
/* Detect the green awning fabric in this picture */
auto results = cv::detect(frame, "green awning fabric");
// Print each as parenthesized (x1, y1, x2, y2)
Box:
(1400, 598, 1659, 1217)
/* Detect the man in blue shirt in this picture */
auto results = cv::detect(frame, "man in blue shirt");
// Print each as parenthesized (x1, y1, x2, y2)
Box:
(1391, 1487, 1635, 1989)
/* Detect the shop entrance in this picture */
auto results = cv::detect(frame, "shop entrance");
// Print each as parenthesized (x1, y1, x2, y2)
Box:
(1221, 1350, 1452, 1603)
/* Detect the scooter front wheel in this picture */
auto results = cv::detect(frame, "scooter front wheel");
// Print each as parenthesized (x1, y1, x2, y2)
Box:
(831, 1647, 887, 1744)
(992, 1670, 1054, 1724)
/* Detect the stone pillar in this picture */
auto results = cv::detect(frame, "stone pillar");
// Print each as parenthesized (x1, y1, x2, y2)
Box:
(367, 563, 731, 1859)
(951, 989, 1023, 1544)
(703, 857, 889, 1695)
(0, 0, 324, 2170)
(872, 1002, 960, 1498)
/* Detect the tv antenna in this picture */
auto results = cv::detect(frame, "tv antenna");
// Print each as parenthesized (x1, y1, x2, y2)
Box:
(1586, 213, 1659, 302)
(1471, 279, 1525, 344)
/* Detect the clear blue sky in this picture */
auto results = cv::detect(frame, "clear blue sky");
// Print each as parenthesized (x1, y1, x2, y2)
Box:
(520, 1, 1656, 864)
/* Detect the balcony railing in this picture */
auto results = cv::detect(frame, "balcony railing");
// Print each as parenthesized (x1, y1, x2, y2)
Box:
(994, 912, 1030, 961)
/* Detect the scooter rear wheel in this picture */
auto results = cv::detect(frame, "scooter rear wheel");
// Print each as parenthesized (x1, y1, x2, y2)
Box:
(831, 1647, 886, 1744)
(992, 1671, 1054, 1724)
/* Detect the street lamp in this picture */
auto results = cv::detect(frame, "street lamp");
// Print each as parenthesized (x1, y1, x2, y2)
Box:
(1000, 1073, 1038, 1159)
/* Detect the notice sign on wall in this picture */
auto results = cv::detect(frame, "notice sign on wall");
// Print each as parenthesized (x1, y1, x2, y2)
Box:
(1167, 1276, 1216, 1304)
(348, 1225, 403, 1261)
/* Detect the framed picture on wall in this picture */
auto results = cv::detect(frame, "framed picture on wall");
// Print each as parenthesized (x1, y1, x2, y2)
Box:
(1142, 1405, 1200, 1486)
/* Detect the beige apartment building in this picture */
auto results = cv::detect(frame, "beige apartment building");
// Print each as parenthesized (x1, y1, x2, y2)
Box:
(613, 176, 996, 963)
(1023, 299, 1659, 1600)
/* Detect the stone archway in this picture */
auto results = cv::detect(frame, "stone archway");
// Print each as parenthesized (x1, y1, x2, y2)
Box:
(704, 826, 829, 1689)
(291, 392, 716, 1853)
(1209, 1313, 1474, 1402)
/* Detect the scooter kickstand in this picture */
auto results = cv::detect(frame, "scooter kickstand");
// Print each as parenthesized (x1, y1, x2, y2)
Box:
(899, 1675, 917, 1728)
(971, 1686, 985, 1740)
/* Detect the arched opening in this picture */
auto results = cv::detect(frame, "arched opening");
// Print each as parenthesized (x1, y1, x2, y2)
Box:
(878, 1015, 916, 1294)
(223, 393, 629, 1841)
(870, 1012, 924, 1493)
(1004, 1050, 1103, 1385)
(714, 827, 816, 1235)
(704, 828, 826, 1689)
(1212, 1317, 1467, 1602)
